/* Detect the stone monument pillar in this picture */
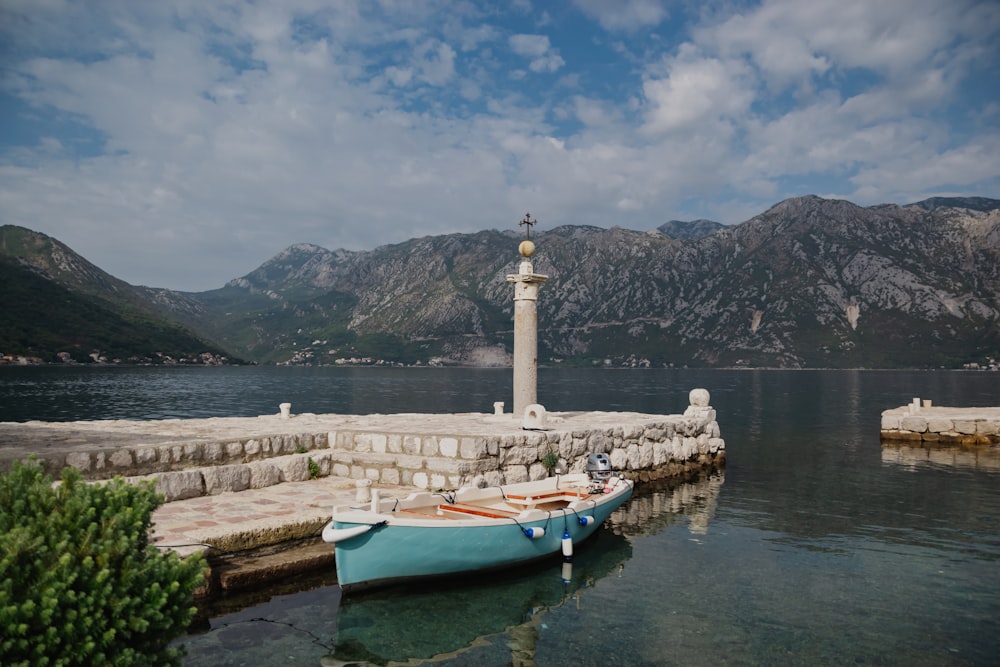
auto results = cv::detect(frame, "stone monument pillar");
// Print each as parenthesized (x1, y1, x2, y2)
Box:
(506, 214, 548, 417)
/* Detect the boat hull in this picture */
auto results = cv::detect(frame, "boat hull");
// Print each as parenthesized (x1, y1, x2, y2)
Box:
(328, 478, 633, 592)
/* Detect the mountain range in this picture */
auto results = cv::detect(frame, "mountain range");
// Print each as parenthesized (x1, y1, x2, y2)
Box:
(2, 194, 998, 368)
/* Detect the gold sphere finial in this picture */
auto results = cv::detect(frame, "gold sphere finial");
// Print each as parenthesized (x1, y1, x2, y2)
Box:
(519, 239, 536, 257)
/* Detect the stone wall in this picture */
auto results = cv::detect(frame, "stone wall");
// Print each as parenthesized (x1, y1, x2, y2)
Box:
(54, 389, 726, 502)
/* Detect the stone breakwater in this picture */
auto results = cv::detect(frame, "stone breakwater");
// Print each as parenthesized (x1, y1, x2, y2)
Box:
(880, 398, 1000, 445)
(0, 390, 725, 502)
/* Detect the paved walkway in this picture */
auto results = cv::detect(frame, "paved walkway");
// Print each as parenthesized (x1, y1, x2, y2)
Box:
(150, 476, 411, 559)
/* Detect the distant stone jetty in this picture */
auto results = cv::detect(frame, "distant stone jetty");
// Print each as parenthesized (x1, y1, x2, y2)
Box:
(880, 398, 1000, 445)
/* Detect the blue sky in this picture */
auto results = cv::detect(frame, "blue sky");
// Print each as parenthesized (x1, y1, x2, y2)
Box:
(1, 0, 998, 291)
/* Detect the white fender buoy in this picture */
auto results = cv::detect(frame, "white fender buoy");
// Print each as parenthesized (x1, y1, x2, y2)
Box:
(561, 561, 573, 584)
(523, 527, 546, 539)
(562, 530, 573, 559)
(578, 515, 595, 526)
(322, 523, 373, 544)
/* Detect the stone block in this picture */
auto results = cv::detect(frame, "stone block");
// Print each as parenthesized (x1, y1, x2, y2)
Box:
(610, 448, 628, 471)
(502, 445, 538, 465)
(109, 448, 133, 468)
(247, 461, 282, 489)
(225, 441, 244, 459)
(156, 471, 205, 502)
(626, 443, 641, 469)
(412, 472, 429, 489)
(899, 417, 928, 433)
(502, 465, 529, 484)
(460, 437, 487, 459)
(926, 418, 954, 433)
(402, 436, 422, 455)
(439, 437, 459, 457)
(381, 468, 400, 485)
(528, 463, 549, 480)
(244, 439, 261, 458)
(683, 437, 698, 459)
(954, 420, 978, 435)
(134, 446, 157, 467)
(65, 452, 91, 472)
(645, 428, 665, 441)
(203, 465, 251, 495)
(371, 434, 388, 454)
(332, 463, 350, 477)
(183, 443, 202, 461)
(881, 414, 900, 430)
(977, 421, 999, 436)
(281, 435, 300, 454)
(278, 455, 311, 482)
(638, 442, 654, 468)
(421, 437, 439, 456)
(387, 434, 403, 453)
(588, 433, 611, 453)
(204, 442, 225, 462)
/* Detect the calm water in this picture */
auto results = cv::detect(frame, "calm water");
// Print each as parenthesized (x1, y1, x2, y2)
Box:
(2, 367, 998, 665)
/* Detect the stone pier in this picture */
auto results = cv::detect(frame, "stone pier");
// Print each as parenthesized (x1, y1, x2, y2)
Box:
(880, 398, 1000, 445)
(0, 390, 725, 502)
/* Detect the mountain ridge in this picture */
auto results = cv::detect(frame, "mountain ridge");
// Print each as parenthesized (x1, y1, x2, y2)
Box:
(3, 195, 999, 368)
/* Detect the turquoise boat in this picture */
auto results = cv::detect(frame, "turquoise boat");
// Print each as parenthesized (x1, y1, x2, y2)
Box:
(322, 467, 634, 593)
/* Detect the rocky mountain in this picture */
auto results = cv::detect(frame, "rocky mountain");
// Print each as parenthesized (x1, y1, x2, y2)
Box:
(0, 225, 235, 364)
(656, 218, 725, 239)
(4, 195, 999, 368)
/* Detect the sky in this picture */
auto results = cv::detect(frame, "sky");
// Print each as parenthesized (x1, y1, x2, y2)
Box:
(1, 0, 998, 292)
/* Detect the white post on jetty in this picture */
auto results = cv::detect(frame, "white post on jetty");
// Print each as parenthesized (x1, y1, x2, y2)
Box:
(506, 213, 549, 417)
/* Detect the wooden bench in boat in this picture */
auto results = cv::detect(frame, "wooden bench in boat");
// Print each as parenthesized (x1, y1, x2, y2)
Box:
(504, 485, 597, 506)
(439, 503, 521, 520)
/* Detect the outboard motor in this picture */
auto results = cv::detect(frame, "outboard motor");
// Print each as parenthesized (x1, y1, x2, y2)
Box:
(586, 453, 612, 482)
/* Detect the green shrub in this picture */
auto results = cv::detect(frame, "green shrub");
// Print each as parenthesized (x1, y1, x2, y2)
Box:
(0, 461, 207, 666)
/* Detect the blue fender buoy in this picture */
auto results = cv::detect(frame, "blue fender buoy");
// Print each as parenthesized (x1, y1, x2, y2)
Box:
(578, 515, 595, 526)
(524, 526, 546, 539)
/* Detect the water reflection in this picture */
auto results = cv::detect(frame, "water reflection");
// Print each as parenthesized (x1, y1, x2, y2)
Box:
(609, 471, 724, 537)
(323, 528, 631, 666)
(882, 441, 1000, 471)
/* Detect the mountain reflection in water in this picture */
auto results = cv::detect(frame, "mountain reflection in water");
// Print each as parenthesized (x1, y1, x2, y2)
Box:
(177, 473, 723, 667)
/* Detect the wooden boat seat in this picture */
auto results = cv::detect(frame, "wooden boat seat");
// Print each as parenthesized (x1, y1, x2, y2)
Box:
(439, 503, 521, 519)
(504, 487, 594, 506)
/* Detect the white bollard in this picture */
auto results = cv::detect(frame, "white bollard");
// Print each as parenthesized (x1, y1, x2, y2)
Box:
(279, 402, 292, 419)
(493, 401, 505, 416)
(523, 403, 547, 430)
(355, 479, 372, 503)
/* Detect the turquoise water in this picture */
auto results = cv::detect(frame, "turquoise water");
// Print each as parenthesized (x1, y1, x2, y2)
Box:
(2, 367, 998, 664)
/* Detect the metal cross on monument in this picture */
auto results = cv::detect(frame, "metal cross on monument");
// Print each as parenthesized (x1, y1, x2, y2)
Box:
(519, 213, 537, 239)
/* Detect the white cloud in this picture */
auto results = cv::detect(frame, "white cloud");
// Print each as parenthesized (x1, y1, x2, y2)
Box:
(508, 34, 564, 73)
(0, 0, 996, 290)
(572, 0, 669, 32)
(640, 46, 756, 135)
